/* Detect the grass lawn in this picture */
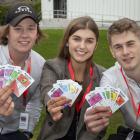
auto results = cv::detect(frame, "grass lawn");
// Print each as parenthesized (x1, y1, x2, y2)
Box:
(32, 29, 124, 140)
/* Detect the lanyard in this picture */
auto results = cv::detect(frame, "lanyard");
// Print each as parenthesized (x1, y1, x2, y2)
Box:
(9, 53, 31, 106)
(23, 57, 31, 106)
(120, 67, 140, 119)
(68, 59, 94, 112)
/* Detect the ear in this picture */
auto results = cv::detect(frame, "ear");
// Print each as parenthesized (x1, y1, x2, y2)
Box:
(109, 45, 116, 58)
(66, 43, 69, 47)
(37, 32, 39, 39)
(35, 33, 39, 43)
(95, 42, 98, 49)
(6, 35, 9, 39)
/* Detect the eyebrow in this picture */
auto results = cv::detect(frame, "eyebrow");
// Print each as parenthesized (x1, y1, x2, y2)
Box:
(126, 40, 135, 43)
(15, 23, 37, 27)
(113, 40, 136, 46)
(72, 35, 95, 40)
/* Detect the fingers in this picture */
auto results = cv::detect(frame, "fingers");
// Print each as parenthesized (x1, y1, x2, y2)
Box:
(0, 86, 14, 116)
(51, 110, 63, 121)
(86, 117, 110, 133)
(0, 97, 14, 116)
(84, 106, 112, 134)
(47, 96, 71, 121)
(86, 106, 111, 115)
(3, 102, 15, 116)
(0, 86, 13, 106)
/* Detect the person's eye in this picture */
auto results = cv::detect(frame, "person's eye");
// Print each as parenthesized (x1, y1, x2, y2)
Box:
(14, 27, 22, 31)
(114, 45, 122, 50)
(86, 39, 94, 44)
(127, 42, 135, 47)
(28, 27, 36, 31)
(73, 37, 81, 41)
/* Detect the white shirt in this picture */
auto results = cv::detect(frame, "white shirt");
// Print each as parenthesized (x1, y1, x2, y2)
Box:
(100, 62, 140, 131)
(0, 45, 45, 134)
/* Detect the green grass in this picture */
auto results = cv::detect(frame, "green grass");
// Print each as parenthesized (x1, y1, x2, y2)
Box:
(32, 29, 123, 140)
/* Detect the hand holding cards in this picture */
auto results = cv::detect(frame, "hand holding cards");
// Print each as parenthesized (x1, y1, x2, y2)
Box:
(48, 79, 82, 105)
(85, 85, 129, 113)
(0, 64, 34, 97)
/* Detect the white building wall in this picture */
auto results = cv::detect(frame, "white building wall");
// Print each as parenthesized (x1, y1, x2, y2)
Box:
(67, 0, 140, 21)
(41, 0, 140, 28)
(41, 0, 53, 19)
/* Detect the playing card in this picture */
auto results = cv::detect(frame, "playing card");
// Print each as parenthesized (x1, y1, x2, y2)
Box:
(48, 79, 82, 105)
(0, 64, 34, 97)
(12, 71, 34, 97)
(48, 86, 64, 98)
(85, 90, 107, 108)
(5, 67, 21, 86)
(86, 85, 129, 113)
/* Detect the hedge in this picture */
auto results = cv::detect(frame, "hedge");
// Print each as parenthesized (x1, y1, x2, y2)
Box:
(0, 1, 41, 25)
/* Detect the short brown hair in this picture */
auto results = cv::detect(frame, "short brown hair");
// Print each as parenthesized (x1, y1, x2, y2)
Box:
(107, 18, 140, 45)
(59, 16, 99, 59)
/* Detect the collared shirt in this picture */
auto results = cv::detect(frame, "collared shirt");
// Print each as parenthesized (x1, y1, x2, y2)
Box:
(100, 62, 140, 131)
(0, 45, 45, 134)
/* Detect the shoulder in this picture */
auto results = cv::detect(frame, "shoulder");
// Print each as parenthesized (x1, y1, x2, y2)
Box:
(92, 63, 106, 84)
(31, 50, 45, 66)
(95, 64, 106, 73)
(41, 58, 66, 83)
(100, 62, 122, 87)
(94, 63, 106, 77)
(103, 62, 120, 77)
(0, 45, 9, 65)
(46, 57, 65, 64)
(44, 57, 66, 70)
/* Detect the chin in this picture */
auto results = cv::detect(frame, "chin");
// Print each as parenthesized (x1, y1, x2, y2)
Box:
(74, 59, 85, 64)
(123, 65, 136, 71)
(19, 50, 30, 53)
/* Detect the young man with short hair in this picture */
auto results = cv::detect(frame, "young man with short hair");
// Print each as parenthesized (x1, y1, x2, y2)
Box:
(84, 18, 140, 140)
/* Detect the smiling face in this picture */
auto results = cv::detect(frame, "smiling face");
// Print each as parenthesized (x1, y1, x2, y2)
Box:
(7, 18, 38, 54)
(110, 31, 140, 72)
(68, 29, 97, 64)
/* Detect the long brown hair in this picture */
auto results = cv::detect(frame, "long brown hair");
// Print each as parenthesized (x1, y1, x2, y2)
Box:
(58, 16, 99, 61)
(58, 16, 99, 97)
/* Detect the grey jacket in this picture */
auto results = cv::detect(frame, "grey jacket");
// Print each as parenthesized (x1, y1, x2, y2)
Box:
(0, 45, 45, 134)
(38, 57, 106, 140)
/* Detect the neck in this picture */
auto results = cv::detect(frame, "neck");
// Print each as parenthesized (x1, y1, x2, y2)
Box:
(70, 58, 86, 82)
(125, 68, 140, 84)
(9, 48, 29, 67)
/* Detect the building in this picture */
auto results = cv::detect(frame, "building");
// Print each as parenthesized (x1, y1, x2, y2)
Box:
(40, 0, 140, 28)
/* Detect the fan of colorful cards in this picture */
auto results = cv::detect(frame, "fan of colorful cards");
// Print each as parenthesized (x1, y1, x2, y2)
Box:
(0, 64, 34, 97)
(85, 85, 129, 113)
(48, 79, 82, 105)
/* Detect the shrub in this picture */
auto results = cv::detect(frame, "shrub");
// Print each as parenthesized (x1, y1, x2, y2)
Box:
(0, 0, 41, 25)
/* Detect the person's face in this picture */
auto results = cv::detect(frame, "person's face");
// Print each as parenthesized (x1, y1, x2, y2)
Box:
(110, 31, 140, 71)
(7, 18, 38, 54)
(68, 29, 97, 64)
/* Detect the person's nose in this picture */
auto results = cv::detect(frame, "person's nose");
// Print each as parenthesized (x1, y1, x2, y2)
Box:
(122, 45, 129, 55)
(20, 29, 29, 38)
(80, 40, 86, 49)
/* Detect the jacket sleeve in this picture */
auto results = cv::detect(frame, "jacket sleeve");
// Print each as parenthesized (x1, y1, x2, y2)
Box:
(40, 61, 60, 106)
